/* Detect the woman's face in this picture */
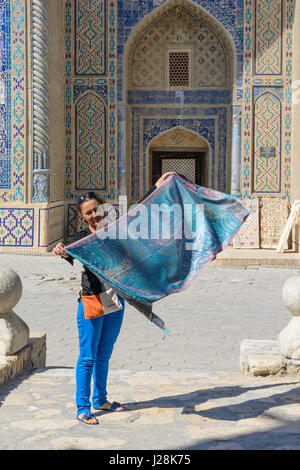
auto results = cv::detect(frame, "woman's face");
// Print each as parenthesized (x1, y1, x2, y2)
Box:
(80, 198, 103, 228)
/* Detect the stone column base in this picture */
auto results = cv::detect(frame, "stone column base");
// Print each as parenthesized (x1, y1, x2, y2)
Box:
(0, 333, 46, 386)
(240, 339, 300, 377)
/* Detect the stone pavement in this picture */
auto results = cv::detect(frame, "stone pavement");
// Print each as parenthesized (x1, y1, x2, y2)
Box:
(1, 254, 300, 450)
(1, 368, 300, 450)
(0, 254, 298, 373)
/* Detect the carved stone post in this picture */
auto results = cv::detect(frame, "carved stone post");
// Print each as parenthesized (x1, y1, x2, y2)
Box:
(278, 276, 300, 359)
(0, 269, 29, 357)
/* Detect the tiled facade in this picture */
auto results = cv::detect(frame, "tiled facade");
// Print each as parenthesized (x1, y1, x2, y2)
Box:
(241, 0, 294, 200)
(0, 0, 298, 251)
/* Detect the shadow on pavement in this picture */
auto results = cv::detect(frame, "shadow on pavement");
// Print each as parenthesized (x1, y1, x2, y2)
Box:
(185, 416, 300, 450)
(124, 382, 300, 450)
(123, 382, 300, 419)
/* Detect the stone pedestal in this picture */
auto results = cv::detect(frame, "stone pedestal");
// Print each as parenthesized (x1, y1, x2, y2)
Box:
(0, 269, 29, 356)
(0, 268, 46, 386)
(0, 333, 46, 386)
(278, 276, 300, 359)
(240, 275, 300, 377)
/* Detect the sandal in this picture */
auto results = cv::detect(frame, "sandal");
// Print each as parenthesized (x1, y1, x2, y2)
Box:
(95, 401, 124, 412)
(77, 411, 99, 425)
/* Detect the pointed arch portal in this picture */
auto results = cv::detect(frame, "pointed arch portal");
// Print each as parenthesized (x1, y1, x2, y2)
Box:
(123, 0, 237, 202)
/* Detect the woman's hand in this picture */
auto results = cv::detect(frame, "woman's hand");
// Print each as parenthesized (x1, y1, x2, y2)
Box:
(155, 172, 176, 188)
(52, 242, 69, 259)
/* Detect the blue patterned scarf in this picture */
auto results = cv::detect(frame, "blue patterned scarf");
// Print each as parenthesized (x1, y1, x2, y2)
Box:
(65, 175, 250, 332)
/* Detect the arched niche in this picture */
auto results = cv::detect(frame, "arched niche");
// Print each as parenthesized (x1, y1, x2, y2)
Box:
(123, 0, 237, 99)
(147, 126, 211, 188)
(122, 0, 237, 201)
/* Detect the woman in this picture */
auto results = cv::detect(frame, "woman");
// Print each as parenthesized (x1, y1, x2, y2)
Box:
(52, 172, 174, 425)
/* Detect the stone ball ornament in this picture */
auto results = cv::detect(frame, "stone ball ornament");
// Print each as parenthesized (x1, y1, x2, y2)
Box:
(0, 268, 23, 313)
(281, 275, 300, 316)
(0, 268, 29, 356)
(278, 275, 300, 360)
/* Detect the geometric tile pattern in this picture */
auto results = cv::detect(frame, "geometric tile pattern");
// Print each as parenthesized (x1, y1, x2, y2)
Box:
(255, 0, 283, 75)
(0, 0, 26, 202)
(130, 106, 228, 201)
(75, 93, 106, 190)
(9, 0, 26, 202)
(106, 0, 118, 200)
(0, 0, 296, 252)
(117, 0, 244, 101)
(65, 0, 118, 208)
(260, 197, 290, 249)
(233, 198, 260, 248)
(0, 208, 34, 246)
(73, 84, 108, 103)
(75, 0, 106, 75)
(253, 92, 282, 193)
(126, 1, 233, 203)
(127, 89, 232, 105)
(0, 0, 11, 189)
(241, 0, 293, 201)
(65, 0, 72, 201)
(131, 8, 227, 89)
(282, 0, 293, 201)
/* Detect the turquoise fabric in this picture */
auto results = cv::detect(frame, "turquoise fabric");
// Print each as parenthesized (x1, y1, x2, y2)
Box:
(66, 174, 250, 331)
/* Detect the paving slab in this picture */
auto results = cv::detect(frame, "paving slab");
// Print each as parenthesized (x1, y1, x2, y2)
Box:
(0, 254, 299, 374)
(1, 368, 300, 450)
(1, 254, 300, 450)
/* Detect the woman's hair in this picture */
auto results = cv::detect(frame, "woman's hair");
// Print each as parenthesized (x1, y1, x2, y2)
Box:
(77, 192, 106, 212)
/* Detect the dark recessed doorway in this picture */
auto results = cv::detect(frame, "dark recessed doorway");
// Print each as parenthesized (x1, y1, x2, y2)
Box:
(152, 151, 206, 186)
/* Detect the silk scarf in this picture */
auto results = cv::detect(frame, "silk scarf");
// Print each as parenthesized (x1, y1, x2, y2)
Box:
(65, 175, 250, 332)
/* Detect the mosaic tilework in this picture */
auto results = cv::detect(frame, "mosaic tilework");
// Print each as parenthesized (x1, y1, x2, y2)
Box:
(127, 90, 232, 105)
(75, 0, 106, 75)
(131, 106, 228, 201)
(283, 0, 293, 201)
(131, 8, 227, 89)
(9, 0, 26, 202)
(75, 93, 106, 190)
(65, 0, 118, 212)
(107, 0, 118, 200)
(33, 173, 49, 202)
(253, 92, 282, 193)
(0, 0, 296, 252)
(0, 0, 11, 189)
(117, 0, 244, 101)
(254, 0, 283, 75)
(0, 208, 34, 246)
(73, 84, 107, 103)
(241, 0, 294, 200)
(0, 2, 36, 251)
(65, 0, 72, 201)
(0, 0, 26, 202)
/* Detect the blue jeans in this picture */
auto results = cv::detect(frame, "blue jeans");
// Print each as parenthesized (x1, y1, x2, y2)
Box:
(76, 297, 124, 416)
